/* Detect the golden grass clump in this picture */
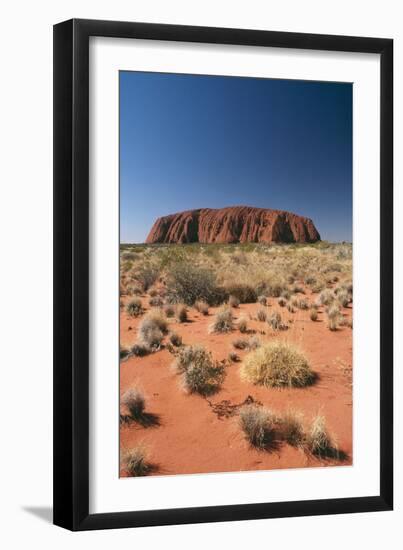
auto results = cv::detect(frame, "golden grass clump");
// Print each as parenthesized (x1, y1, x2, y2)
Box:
(306, 415, 339, 458)
(240, 341, 315, 388)
(121, 388, 145, 420)
(176, 304, 188, 323)
(256, 308, 267, 322)
(194, 300, 209, 315)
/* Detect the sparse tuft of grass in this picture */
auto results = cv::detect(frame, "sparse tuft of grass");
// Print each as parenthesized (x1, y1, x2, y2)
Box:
(120, 346, 130, 360)
(240, 341, 315, 388)
(257, 295, 267, 306)
(228, 295, 240, 308)
(267, 312, 283, 330)
(256, 308, 267, 322)
(138, 310, 168, 349)
(309, 307, 318, 321)
(209, 306, 234, 333)
(278, 297, 287, 307)
(169, 331, 182, 347)
(176, 304, 188, 323)
(164, 304, 176, 318)
(121, 388, 145, 420)
(318, 289, 334, 306)
(194, 300, 209, 315)
(131, 343, 149, 357)
(121, 447, 151, 477)
(238, 316, 248, 333)
(173, 345, 225, 395)
(149, 295, 164, 307)
(278, 410, 305, 447)
(306, 415, 339, 458)
(233, 338, 249, 350)
(326, 303, 341, 331)
(126, 298, 143, 317)
(228, 351, 240, 363)
(239, 405, 275, 449)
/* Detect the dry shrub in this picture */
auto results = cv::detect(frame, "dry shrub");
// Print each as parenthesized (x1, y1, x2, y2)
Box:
(240, 341, 315, 388)
(239, 404, 275, 449)
(256, 308, 267, 322)
(176, 304, 188, 323)
(326, 303, 341, 331)
(169, 331, 182, 347)
(121, 447, 151, 477)
(121, 389, 145, 420)
(166, 263, 220, 305)
(233, 338, 249, 350)
(131, 343, 149, 357)
(238, 316, 248, 334)
(309, 307, 318, 321)
(318, 289, 334, 306)
(138, 309, 168, 349)
(267, 312, 285, 330)
(306, 415, 339, 458)
(257, 295, 267, 306)
(228, 295, 240, 308)
(173, 345, 225, 395)
(126, 298, 143, 317)
(194, 300, 209, 315)
(149, 295, 164, 307)
(278, 410, 305, 447)
(209, 306, 234, 333)
(135, 265, 159, 291)
(164, 304, 176, 318)
(223, 283, 257, 304)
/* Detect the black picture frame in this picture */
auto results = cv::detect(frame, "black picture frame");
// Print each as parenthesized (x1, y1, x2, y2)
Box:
(53, 18, 393, 531)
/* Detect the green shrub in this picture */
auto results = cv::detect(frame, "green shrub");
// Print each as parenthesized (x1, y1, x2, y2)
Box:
(166, 263, 221, 305)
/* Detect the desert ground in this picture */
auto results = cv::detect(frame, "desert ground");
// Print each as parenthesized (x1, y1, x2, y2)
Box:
(119, 242, 352, 477)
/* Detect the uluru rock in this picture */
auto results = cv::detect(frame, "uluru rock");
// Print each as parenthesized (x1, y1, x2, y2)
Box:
(145, 206, 320, 244)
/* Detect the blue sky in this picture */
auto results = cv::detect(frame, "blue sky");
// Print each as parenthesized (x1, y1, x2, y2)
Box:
(120, 71, 352, 243)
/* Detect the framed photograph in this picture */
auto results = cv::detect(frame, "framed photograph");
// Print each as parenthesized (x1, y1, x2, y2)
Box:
(53, 19, 393, 530)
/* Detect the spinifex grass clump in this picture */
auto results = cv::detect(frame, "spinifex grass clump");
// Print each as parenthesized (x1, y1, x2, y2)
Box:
(149, 295, 164, 307)
(240, 341, 315, 388)
(309, 306, 318, 321)
(126, 298, 143, 317)
(176, 304, 188, 323)
(194, 300, 209, 315)
(138, 309, 168, 350)
(239, 404, 275, 449)
(121, 388, 145, 420)
(238, 316, 248, 334)
(267, 311, 284, 330)
(121, 447, 151, 477)
(326, 303, 342, 331)
(228, 295, 240, 308)
(306, 415, 339, 458)
(173, 345, 225, 395)
(256, 308, 267, 322)
(278, 410, 305, 447)
(169, 331, 182, 347)
(209, 306, 234, 333)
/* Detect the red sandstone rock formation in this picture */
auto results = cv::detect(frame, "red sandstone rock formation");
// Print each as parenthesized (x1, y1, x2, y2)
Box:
(145, 206, 320, 244)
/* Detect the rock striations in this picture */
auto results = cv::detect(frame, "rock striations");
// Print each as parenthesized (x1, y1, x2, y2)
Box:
(145, 206, 320, 244)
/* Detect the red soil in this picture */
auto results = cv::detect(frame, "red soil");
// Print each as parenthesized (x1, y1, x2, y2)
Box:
(120, 290, 352, 477)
